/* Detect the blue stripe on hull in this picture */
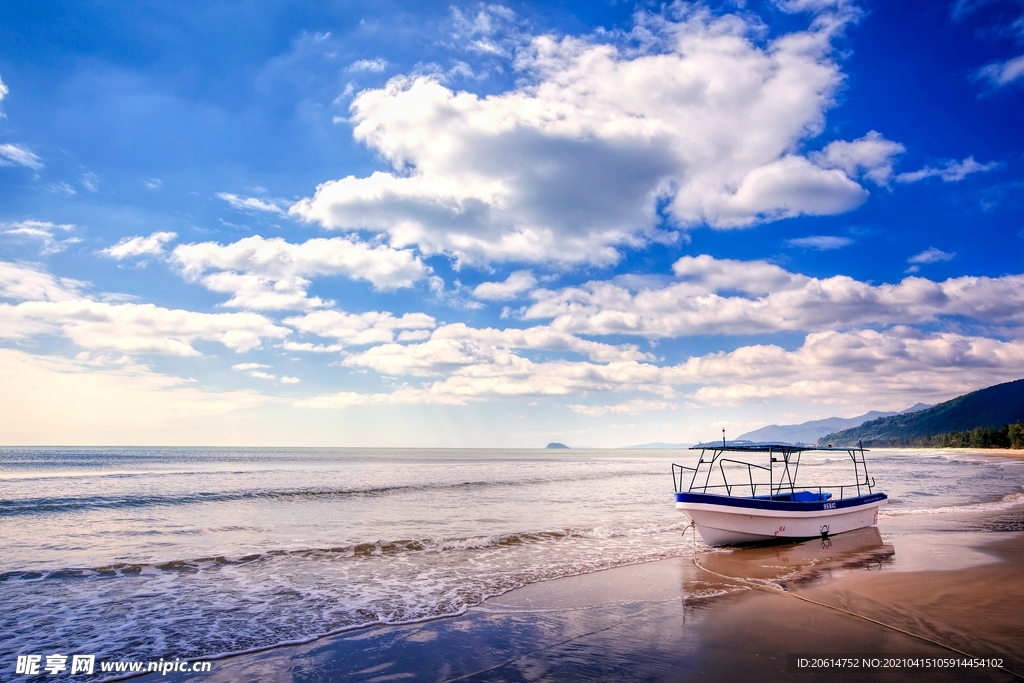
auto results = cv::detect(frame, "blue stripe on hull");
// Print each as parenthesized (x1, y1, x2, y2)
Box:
(675, 491, 887, 513)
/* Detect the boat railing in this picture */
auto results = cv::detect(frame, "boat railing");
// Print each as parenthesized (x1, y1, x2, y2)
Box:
(672, 462, 875, 500)
(718, 458, 770, 497)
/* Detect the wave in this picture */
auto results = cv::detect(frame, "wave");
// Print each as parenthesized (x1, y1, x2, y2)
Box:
(0, 468, 666, 516)
(0, 521, 691, 582)
(879, 489, 1024, 517)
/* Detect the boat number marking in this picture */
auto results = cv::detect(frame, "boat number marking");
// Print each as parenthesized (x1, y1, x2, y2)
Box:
(772, 525, 786, 536)
(823, 502, 836, 509)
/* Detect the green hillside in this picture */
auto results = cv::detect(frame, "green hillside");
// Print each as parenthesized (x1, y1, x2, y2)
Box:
(820, 378, 1024, 447)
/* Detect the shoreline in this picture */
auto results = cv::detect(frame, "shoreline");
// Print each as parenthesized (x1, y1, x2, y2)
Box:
(139, 503, 1024, 682)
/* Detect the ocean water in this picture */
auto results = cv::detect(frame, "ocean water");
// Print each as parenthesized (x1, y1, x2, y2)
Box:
(1, 447, 1022, 676)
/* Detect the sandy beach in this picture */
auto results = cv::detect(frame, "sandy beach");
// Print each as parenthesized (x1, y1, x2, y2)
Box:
(140, 500, 1024, 683)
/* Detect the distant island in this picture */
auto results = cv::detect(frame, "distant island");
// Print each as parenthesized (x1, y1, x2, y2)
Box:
(820, 378, 1024, 448)
(545, 442, 570, 449)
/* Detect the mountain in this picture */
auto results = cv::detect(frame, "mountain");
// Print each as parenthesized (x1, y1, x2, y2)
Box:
(545, 442, 570, 449)
(736, 404, 929, 445)
(820, 378, 1024, 446)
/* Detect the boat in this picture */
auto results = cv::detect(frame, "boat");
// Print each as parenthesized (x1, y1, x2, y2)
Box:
(673, 440, 887, 546)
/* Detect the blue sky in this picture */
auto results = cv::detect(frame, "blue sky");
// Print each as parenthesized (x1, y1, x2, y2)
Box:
(1, 0, 1022, 446)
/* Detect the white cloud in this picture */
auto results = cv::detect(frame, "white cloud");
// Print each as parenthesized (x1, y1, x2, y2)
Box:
(450, 4, 521, 58)
(291, 7, 878, 266)
(171, 235, 429, 309)
(342, 322, 653, 377)
(232, 362, 291, 382)
(785, 235, 852, 250)
(896, 156, 997, 183)
(397, 329, 431, 342)
(300, 327, 1024, 410)
(524, 254, 1024, 338)
(908, 247, 956, 265)
(0, 261, 84, 302)
(0, 298, 289, 355)
(472, 270, 537, 300)
(979, 54, 1024, 88)
(282, 341, 344, 353)
(348, 58, 388, 72)
(4, 220, 81, 254)
(0, 76, 7, 102)
(774, 0, 858, 12)
(284, 309, 436, 345)
(0, 143, 43, 170)
(811, 131, 905, 185)
(232, 362, 270, 371)
(216, 192, 286, 215)
(50, 181, 76, 196)
(678, 328, 1024, 407)
(81, 172, 100, 192)
(101, 231, 178, 259)
(144, 178, 163, 190)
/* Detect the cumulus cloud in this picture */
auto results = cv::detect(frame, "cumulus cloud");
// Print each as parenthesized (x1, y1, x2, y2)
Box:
(0, 261, 84, 302)
(292, 7, 880, 266)
(101, 232, 178, 259)
(811, 131, 905, 185)
(785, 235, 852, 250)
(0, 75, 7, 103)
(472, 270, 537, 300)
(0, 280, 289, 355)
(300, 327, 1024, 410)
(171, 235, 429, 309)
(523, 254, 1024, 338)
(216, 192, 287, 215)
(4, 220, 81, 254)
(896, 157, 997, 183)
(0, 143, 43, 170)
(284, 309, 436, 345)
(679, 328, 1024, 406)
(342, 322, 653, 377)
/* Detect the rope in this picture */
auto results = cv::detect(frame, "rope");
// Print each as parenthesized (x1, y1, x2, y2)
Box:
(684, 523, 1022, 680)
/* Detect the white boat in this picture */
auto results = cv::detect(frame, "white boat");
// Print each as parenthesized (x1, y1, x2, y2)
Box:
(673, 441, 887, 546)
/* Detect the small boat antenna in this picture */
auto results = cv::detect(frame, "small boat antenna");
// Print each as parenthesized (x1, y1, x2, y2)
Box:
(722, 428, 726, 446)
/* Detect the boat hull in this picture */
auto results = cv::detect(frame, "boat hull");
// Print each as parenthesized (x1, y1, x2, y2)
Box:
(676, 491, 887, 546)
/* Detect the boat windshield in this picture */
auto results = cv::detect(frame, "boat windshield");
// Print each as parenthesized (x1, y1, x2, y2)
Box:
(672, 442, 876, 501)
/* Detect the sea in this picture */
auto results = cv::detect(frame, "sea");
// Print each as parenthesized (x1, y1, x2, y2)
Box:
(2, 447, 1023, 678)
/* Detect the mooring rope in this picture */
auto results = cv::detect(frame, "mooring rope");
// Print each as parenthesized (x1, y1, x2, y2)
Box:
(685, 523, 1023, 681)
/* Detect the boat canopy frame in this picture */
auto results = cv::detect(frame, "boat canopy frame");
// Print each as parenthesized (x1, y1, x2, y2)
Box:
(672, 442, 876, 501)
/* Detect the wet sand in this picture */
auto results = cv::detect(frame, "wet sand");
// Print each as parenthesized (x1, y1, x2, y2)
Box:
(142, 508, 1024, 683)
